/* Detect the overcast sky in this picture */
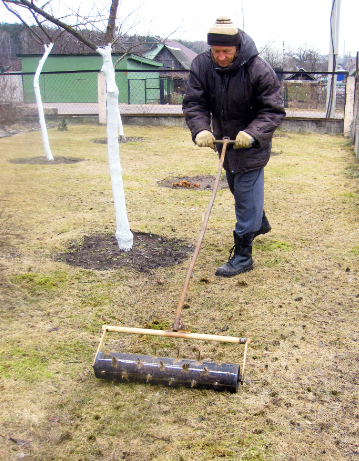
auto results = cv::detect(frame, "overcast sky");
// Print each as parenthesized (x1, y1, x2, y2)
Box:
(1, 0, 358, 57)
(138, 0, 358, 56)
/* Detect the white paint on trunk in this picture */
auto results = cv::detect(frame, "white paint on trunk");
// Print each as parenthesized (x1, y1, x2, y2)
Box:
(97, 72, 125, 140)
(97, 72, 107, 125)
(117, 105, 125, 141)
(34, 43, 54, 161)
(96, 45, 133, 251)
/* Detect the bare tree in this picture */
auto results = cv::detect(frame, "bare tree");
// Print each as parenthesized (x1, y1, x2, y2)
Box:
(295, 46, 325, 72)
(283, 45, 328, 72)
(260, 46, 283, 69)
(1, 0, 134, 250)
(2, 2, 65, 159)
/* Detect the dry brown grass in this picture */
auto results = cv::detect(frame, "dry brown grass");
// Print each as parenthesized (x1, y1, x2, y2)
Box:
(0, 125, 359, 461)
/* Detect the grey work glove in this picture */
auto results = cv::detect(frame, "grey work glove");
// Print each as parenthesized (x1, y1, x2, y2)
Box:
(234, 131, 255, 149)
(195, 130, 216, 150)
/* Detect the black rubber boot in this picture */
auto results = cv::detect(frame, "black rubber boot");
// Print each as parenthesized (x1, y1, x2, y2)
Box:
(215, 232, 254, 277)
(253, 211, 271, 239)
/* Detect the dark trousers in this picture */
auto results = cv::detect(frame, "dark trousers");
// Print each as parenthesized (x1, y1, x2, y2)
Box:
(225, 168, 264, 237)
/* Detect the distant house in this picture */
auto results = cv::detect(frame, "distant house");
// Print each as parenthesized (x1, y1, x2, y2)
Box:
(18, 53, 163, 105)
(336, 64, 346, 82)
(285, 68, 317, 81)
(143, 40, 197, 103)
(164, 40, 198, 62)
(143, 40, 197, 70)
(283, 68, 321, 108)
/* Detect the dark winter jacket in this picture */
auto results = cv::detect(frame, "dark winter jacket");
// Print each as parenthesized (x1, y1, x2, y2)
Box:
(182, 30, 286, 173)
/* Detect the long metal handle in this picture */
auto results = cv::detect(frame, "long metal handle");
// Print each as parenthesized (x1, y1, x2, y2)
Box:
(173, 138, 235, 331)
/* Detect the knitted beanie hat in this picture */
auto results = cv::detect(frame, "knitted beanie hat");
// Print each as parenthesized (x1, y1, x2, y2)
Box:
(207, 17, 240, 46)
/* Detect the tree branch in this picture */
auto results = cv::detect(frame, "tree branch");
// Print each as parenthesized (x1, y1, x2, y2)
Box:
(3, 1, 46, 45)
(104, 0, 119, 45)
(3, 0, 98, 50)
(29, 8, 53, 42)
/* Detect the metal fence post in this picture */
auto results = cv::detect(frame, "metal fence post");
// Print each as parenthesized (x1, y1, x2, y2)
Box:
(344, 76, 355, 137)
(353, 54, 359, 161)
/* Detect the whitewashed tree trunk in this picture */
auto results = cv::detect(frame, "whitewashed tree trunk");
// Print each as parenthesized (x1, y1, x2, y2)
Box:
(96, 44, 133, 251)
(34, 43, 54, 161)
(97, 72, 107, 125)
(117, 105, 126, 142)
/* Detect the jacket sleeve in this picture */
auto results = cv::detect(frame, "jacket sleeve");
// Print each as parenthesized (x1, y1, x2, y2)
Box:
(244, 57, 286, 147)
(182, 60, 212, 141)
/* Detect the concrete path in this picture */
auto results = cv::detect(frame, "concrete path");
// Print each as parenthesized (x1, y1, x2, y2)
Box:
(25, 103, 344, 119)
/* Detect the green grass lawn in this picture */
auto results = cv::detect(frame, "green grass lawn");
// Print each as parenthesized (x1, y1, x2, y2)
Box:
(0, 125, 359, 460)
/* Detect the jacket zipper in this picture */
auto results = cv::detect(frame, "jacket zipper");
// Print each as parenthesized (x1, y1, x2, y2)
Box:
(221, 75, 228, 121)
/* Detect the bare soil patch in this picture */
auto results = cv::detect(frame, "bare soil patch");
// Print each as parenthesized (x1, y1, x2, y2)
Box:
(159, 174, 229, 191)
(9, 156, 84, 165)
(56, 231, 193, 272)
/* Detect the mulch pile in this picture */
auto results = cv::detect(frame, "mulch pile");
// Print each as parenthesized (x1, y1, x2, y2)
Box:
(159, 175, 229, 191)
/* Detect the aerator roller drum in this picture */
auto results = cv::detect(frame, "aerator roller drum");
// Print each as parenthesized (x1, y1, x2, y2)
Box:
(93, 326, 251, 393)
(94, 352, 241, 392)
(93, 138, 251, 392)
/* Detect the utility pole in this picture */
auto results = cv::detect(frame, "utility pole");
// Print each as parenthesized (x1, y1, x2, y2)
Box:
(241, 0, 245, 31)
(326, 0, 341, 118)
(283, 41, 285, 69)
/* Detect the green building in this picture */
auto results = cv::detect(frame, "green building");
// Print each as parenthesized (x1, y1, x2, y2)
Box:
(18, 53, 163, 104)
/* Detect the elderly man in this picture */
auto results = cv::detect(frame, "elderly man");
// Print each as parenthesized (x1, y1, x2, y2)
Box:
(182, 17, 285, 277)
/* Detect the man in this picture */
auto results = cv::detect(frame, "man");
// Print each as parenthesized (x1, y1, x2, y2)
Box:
(182, 17, 285, 277)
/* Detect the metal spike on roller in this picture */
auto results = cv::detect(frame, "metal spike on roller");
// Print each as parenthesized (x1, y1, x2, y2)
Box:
(93, 138, 251, 392)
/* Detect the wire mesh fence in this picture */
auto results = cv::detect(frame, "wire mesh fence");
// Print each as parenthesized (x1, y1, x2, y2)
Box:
(354, 72, 359, 162)
(0, 69, 349, 124)
(278, 71, 347, 119)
